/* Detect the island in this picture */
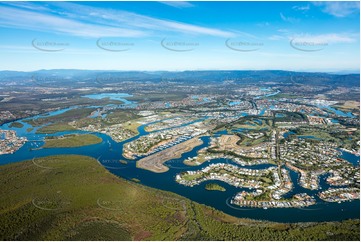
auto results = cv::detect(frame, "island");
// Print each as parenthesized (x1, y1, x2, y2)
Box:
(0, 1, 360, 239)
(43, 134, 102, 148)
(0, 69, 360, 240)
(205, 183, 226, 192)
(9, 122, 23, 128)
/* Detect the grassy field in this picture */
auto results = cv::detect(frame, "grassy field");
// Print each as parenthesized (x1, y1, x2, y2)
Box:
(43, 134, 102, 148)
(290, 126, 359, 150)
(333, 101, 360, 111)
(104, 110, 141, 126)
(36, 123, 77, 134)
(69, 110, 141, 138)
(123, 120, 142, 134)
(0, 155, 359, 240)
(183, 154, 207, 166)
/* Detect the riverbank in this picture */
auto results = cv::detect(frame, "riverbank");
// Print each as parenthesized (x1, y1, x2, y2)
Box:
(0, 155, 359, 240)
(43, 134, 102, 148)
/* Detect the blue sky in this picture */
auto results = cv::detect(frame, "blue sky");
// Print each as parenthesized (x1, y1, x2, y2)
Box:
(0, 1, 359, 72)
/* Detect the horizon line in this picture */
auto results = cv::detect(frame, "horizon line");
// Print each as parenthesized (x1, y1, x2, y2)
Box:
(0, 68, 359, 75)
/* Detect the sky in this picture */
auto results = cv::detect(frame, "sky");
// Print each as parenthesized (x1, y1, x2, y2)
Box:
(0, 1, 359, 72)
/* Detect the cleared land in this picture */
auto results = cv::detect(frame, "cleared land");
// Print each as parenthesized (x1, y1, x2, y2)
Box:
(137, 137, 203, 173)
(215, 134, 268, 155)
(0, 155, 359, 240)
(218, 134, 241, 150)
(43, 134, 102, 148)
(123, 120, 142, 134)
(334, 101, 360, 111)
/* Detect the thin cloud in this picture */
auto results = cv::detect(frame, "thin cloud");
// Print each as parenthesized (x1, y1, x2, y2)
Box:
(290, 33, 357, 44)
(268, 35, 285, 41)
(292, 5, 310, 12)
(313, 1, 360, 17)
(268, 31, 357, 44)
(158, 1, 194, 9)
(280, 13, 300, 24)
(2, 1, 52, 12)
(0, 6, 147, 38)
(228, 30, 260, 39)
(0, 2, 234, 38)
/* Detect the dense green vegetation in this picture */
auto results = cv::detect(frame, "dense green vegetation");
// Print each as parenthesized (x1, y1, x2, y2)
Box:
(235, 131, 271, 147)
(214, 116, 274, 134)
(25, 108, 96, 127)
(274, 111, 307, 123)
(36, 123, 77, 134)
(72, 110, 141, 128)
(69, 110, 141, 136)
(290, 126, 359, 150)
(0, 89, 123, 124)
(0, 155, 359, 240)
(205, 183, 226, 192)
(9, 121, 24, 128)
(43, 134, 102, 148)
(103, 110, 141, 125)
(191, 205, 359, 241)
(66, 220, 131, 241)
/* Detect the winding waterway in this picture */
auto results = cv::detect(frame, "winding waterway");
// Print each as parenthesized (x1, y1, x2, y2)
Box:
(0, 95, 359, 223)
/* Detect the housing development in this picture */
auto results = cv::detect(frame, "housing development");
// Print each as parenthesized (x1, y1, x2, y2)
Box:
(2, 70, 358, 212)
(0, 1, 360, 241)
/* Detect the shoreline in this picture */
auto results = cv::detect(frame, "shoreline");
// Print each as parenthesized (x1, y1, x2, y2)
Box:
(137, 137, 204, 173)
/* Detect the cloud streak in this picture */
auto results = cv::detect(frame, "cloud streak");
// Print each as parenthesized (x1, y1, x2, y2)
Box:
(0, 2, 234, 38)
(290, 33, 357, 44)
(0, 6, 146, 38)
(280, 13, 300, 24)
(292, 5, 310, 12)
(158, 1, 194, 9)
(313, 1, 360, 17)
(268, 31, 357, 44)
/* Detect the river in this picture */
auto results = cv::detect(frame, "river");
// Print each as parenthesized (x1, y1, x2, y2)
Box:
(0, 94, 359, 223)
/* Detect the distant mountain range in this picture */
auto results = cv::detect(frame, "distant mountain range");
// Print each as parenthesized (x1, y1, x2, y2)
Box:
(0, 70, 359, 87)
